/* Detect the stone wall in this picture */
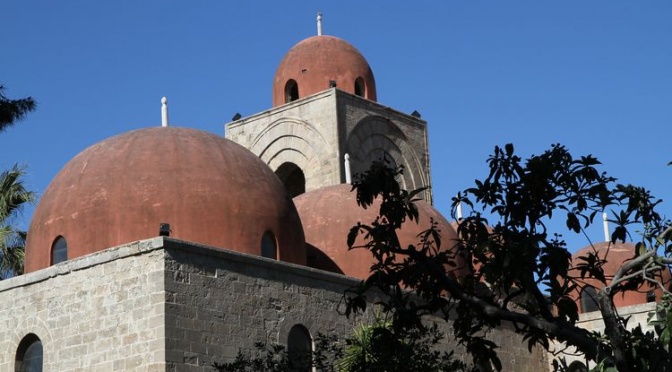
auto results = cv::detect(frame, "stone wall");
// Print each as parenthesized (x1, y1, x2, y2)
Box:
(335, 90, 432, 203)
(0, 236, 552, 371)
(163, 239, 371, 370)
(225, 88, 432, 203)
(225, 90, 342, 192)
(548, 302, 659, 370)
(0, 238, 166, 371)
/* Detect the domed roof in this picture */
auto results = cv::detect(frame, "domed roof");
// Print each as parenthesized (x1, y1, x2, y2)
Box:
(294, 184, 463, 280)
(570, 241, 671, 310)
(25, 126, 306, 272)
(272, 35, 377, 107)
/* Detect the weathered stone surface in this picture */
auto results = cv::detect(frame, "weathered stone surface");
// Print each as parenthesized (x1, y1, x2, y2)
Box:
(226, 89, 433, 203)
(1, 237, 549, 371)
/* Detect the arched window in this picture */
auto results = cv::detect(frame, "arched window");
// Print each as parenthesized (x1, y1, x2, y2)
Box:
(568, 360, 588, 372)
(285, 79, 299, 103)
(581, 286, 599, 313)
(354, 77, 365, 97)
(647, 290, 656, 303)
(275, 162, 306, 198)
(287, 324, 312, 372)
(15, 333, 43, 372)
(261, 231, 277, 260)
(51, 236, 67, 265)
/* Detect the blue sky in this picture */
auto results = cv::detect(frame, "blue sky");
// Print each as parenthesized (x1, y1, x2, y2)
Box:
(3, 2, 671, 253)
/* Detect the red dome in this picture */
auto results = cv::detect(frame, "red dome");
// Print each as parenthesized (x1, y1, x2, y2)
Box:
(25, 127, 306, 272)
(570, 241, 671, 311)
(293, 184, 463, 280)
(272, 35, 377, 107)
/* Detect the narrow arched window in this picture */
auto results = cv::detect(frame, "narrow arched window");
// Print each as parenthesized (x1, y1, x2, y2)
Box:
(51, 236, 67, 265)
(285, 80, 299, 103)
(354, 77, 365, 97)
(261, 231, 277, 260)
(287, 324, 312, 372)
(581, 286, 599, 313)
(15, 333, 43, 372)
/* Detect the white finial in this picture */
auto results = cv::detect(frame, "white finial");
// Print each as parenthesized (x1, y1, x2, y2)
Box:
(344, 153, 352, 184)
(457, 201, 463, 220)
(161, 96, 169, 127)
(603, 212, 610, 242)
(317, 12, 323, 36)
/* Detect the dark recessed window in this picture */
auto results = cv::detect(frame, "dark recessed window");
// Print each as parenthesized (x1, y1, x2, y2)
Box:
(581, 286, 599, 313)
(275, 162, 305, 198)
(261, 231, 277, 260)
(15, 334, 43, 372)
(51, 236, 67, 265)
(287, 324, 312, 372)
(647, 291, 656, 303)
(285, 80, 299, 103)
(568, 360, 588, 372)
(354, 77, 365, 97)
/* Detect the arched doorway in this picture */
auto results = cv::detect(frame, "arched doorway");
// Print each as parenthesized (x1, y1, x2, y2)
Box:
(275, 162, 305, 198)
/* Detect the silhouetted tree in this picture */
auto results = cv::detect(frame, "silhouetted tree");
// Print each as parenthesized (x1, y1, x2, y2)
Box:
(345, 144, 672, 372)
(0, 85, 35, 133)
(0, 85, 36, 277)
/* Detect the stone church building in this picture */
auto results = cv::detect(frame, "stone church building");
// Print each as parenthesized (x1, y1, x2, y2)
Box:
(0, 16, 659, 372)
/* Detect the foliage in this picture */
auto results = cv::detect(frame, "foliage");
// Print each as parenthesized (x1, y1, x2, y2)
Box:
(0, 165, 36, 278)
(0, 85, 36, 278)
(212, 341, 310, 372)
(0, 85, 35, 133)
(344, 144, 672, 372)
(336, 313, 476, 372)
(212, 323, 475, 372)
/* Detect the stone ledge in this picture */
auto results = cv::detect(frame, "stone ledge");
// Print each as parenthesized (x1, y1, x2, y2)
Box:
(0, 237, 165, 292)
(1, 236, 362, 294)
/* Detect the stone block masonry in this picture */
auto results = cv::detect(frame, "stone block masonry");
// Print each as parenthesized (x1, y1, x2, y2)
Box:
(0, 238, 166, 371)
(0, 236, 550, 371)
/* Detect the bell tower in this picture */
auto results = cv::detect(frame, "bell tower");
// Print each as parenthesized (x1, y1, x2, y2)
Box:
(226, 14, 433, 203)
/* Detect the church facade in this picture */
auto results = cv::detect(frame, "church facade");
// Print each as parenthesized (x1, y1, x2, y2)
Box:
(1, 17, 655, 372)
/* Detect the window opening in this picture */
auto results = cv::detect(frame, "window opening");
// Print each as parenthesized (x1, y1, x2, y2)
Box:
(15, 333, 43, 372)
(354, 77, 365, 97)
(275, 162, 305, 198)
(261, 231, 277, 260)
(568, 361, 588, 372)
(51, 236, 67, 265)
(647, 290, 656, 303)
(285, 80, 299, 103)
(287, 324, 312, 372)
(580, 286, 599, 313)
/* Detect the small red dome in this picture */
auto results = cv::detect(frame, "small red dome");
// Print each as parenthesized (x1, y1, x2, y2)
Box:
(272, 35, 377, 107)
(25, 127, 306, 272)
(294, 184, 463, 280)
(570, 241, 671, 311)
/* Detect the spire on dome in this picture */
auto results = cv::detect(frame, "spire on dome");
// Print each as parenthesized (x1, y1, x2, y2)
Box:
(317, 12, 322, 36)
(161, 96, 169, 127)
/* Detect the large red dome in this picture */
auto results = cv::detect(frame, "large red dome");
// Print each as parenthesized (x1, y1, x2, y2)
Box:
(570, 241, 671, 311)
(294, 184, 463, 280)
(25, 126, 306, 272)
(272, 35, 377, 107)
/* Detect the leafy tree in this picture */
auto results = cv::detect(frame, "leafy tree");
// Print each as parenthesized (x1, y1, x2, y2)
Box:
(0, 85, 36, 277)
(336, 315, 475, 372)
(0, 165, 36, 278)
(345, 144, 672, 372)
(0, 85, 35, 133)
(213, 323, 475, 371)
